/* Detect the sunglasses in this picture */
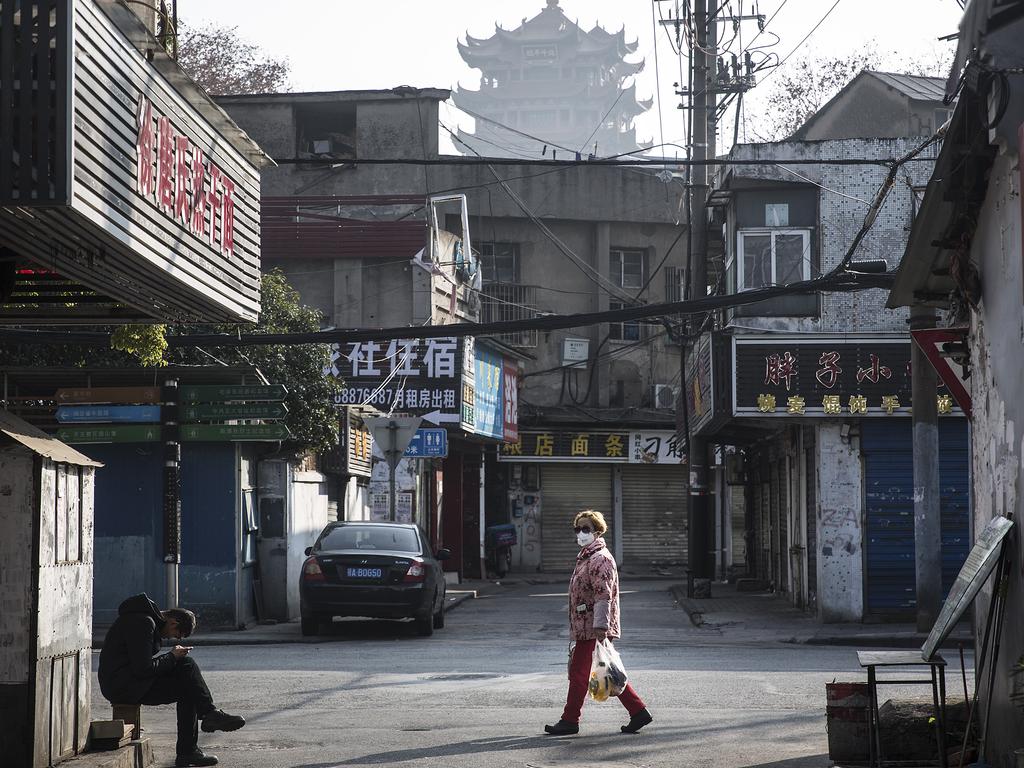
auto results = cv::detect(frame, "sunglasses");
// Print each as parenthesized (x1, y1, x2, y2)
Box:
(574, 526, 593, 533)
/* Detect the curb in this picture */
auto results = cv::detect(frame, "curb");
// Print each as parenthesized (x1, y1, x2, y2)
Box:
(669, 584, 704, 627)
(91, 590, 478, 649)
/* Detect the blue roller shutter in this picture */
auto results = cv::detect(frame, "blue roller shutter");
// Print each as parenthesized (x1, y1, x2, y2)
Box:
(862, 419, 970, 618)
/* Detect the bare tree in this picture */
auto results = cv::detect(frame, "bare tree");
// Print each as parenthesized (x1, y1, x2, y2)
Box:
(176, 20, 291, 95)
(750, 43, 953, 141)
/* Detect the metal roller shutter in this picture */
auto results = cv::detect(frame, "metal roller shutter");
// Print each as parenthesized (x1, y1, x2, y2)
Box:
(620, 466, 687, 570)
(863, 419, 970, 618)
(540, 464, 613, 572)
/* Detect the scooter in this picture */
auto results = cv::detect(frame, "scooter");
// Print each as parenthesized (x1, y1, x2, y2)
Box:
(485, 523, 517, 578)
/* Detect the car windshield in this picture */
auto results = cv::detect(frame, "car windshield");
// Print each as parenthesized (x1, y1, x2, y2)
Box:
(319, 525, 421, 553)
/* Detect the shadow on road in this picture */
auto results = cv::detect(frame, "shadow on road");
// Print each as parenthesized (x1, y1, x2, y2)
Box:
(739, 755, 830, 768)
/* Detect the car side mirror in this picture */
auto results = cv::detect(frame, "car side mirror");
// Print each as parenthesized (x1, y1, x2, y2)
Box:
(435, 548, 452, 561)
(304, 546, 313, 556)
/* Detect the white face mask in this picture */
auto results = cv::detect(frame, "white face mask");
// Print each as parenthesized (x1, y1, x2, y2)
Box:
(577, 531, 596, 547)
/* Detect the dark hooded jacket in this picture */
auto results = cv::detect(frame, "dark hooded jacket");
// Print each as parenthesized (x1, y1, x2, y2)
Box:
(97, 594, 177, 702)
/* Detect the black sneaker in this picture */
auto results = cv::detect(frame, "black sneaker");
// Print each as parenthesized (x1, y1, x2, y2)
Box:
(200, 709, 246, 733)
(175, 750, 219, 767)
(544, 720, 579, 736)
(621, 708, 653, 733)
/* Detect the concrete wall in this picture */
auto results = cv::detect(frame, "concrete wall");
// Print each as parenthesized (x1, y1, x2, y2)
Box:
(285, 469, 329, 621)
(725, 137, 935, 335)
(815, 423, 864, 622)
(966, 149, 1024, 764)
(800, 79, 909, 141)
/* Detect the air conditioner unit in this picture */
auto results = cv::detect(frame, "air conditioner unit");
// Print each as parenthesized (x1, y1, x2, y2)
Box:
(653, 384, 677, 410)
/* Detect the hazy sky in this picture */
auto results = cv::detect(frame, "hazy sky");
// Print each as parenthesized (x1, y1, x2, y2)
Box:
(180, 0, 963, 154)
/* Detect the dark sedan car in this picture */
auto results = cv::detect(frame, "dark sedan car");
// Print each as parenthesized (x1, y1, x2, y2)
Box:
(299, 521, 450, 637)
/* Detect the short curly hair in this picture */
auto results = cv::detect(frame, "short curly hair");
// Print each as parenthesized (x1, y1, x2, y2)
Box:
(573, 509, 608, 535)
(163, 608, 197, 638)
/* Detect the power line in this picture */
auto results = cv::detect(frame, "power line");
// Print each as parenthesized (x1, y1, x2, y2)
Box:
(271, 155, 928, 168)
(759, 0, 844, 83)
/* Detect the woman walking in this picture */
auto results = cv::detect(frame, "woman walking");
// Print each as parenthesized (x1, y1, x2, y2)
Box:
(544, 509, 653, 736)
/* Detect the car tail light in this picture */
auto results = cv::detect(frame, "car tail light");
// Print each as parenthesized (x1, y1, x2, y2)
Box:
(403, 559, 426, 583)
(302, 557, 325, 582)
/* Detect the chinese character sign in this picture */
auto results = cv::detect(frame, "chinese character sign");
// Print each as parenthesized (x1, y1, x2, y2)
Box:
(498, 430, 684, 463)
(136, 95, 238, 259)
(330, 337, 465, 418)
(733, 339, 945, 417)
(502, 359, 519, 443)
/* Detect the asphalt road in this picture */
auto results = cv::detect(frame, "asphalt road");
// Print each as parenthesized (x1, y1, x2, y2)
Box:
(91, 579, 951, 768)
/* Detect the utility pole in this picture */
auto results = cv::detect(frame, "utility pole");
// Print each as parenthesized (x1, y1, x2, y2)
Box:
(911, 305, 941, 631)
(162, 378, 181, 610)
(687, 0, 715, 580)
(660, 0, 761, 581)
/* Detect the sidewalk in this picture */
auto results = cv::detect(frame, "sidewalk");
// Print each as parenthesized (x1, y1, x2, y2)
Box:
(670, 581, 974, 648)
(91, 582, 486, 649)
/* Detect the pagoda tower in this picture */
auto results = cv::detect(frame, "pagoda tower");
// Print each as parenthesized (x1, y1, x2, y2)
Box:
(453, 0, 652, 159)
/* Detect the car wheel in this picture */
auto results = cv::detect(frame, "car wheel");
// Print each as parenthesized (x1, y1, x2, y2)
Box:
(432, 606, 445, 629)
(300, 616, 319, 637)
(416, 614, 435, 637)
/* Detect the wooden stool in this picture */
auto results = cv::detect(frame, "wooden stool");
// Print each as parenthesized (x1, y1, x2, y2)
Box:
(857, 650, 947, 768)
(111, 704, 141, 740)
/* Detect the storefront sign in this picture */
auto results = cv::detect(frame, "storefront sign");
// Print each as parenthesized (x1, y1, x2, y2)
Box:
(135, 95, 238, 259)
(630, 431, 687, 464)
(503, 359, 519, 443)
(499, 430, 683, 463)
(0, 1, 263, 322)
(686, 333, 714, 433)
(733, 337, 957, 417)
(331, 337, 465, 419)
(342, 409, 373, 478)
(473, 345, 503, 440)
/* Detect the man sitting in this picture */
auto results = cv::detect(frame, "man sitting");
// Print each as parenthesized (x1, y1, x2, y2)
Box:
(98, 594, 246, 767)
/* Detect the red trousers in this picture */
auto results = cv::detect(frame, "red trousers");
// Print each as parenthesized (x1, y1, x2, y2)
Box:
(561, 638, 646, 724)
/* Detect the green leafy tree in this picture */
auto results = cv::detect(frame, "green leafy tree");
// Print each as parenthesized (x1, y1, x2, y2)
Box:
(169, 270, 340, 455)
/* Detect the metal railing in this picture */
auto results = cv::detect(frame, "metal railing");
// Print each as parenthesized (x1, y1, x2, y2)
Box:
(479, 283, 539, 348)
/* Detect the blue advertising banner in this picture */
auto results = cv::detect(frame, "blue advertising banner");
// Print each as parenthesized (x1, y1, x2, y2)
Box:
(474, 345, 504, 440)
(56, 405, 162, 424)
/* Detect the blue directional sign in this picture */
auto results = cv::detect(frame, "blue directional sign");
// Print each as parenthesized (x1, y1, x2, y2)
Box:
(56, 405, 162, 424)
(404, 428, 448, 458)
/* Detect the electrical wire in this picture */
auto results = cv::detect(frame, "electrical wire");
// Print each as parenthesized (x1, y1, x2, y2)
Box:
(759, 0, 844, 83)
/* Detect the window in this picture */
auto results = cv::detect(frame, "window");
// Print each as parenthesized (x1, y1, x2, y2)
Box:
(737, 230, 810, 291)
(609, 249, 647, 341)
(318, 524, 422, 553)
(665, 266, 685, 303)
(477, 242, 518, 283)
(522, 109, 557, 128)
(611, 249, 645, 290)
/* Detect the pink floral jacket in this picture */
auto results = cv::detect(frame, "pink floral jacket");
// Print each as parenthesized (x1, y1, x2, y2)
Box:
(568, 538, 621, 642)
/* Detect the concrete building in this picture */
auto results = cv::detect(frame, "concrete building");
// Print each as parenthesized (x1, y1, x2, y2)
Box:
(792, 70, 950, 141)
(690, 131, 970, 621)
(217, 86, 689, 576)
(887, 0, 1024, 759)
(452, 0, 650, 158)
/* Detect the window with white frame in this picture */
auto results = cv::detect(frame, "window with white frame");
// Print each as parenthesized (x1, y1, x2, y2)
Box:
(609, 248, 647, 340)
(737, 230, 811, 291)
(611, 249, 645, 290)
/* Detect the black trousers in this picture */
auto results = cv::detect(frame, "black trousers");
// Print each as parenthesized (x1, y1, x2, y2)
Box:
(138, 656, 215, 755)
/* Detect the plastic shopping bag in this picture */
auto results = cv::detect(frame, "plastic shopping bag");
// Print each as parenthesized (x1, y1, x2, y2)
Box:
(588, 639, 629, 701)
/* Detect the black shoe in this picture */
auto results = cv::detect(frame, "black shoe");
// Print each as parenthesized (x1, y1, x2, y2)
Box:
(621, 708, 653, 733)
(200, 709, 246, 733)
(175, 750, 219, 767)
(544, 720, 579, 736)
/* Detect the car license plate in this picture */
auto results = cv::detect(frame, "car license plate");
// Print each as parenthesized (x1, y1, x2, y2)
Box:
(346, 567, 382, 579)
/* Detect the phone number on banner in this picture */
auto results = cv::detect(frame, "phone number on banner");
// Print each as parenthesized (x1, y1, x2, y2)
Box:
(334, 387, 458, 409)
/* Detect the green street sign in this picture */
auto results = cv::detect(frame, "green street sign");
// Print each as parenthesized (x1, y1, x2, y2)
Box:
(57, 425, 161, 444)
(180, 384, 288, 404)
(179, 424, 291, 442)
(179, 403, 289, 422)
